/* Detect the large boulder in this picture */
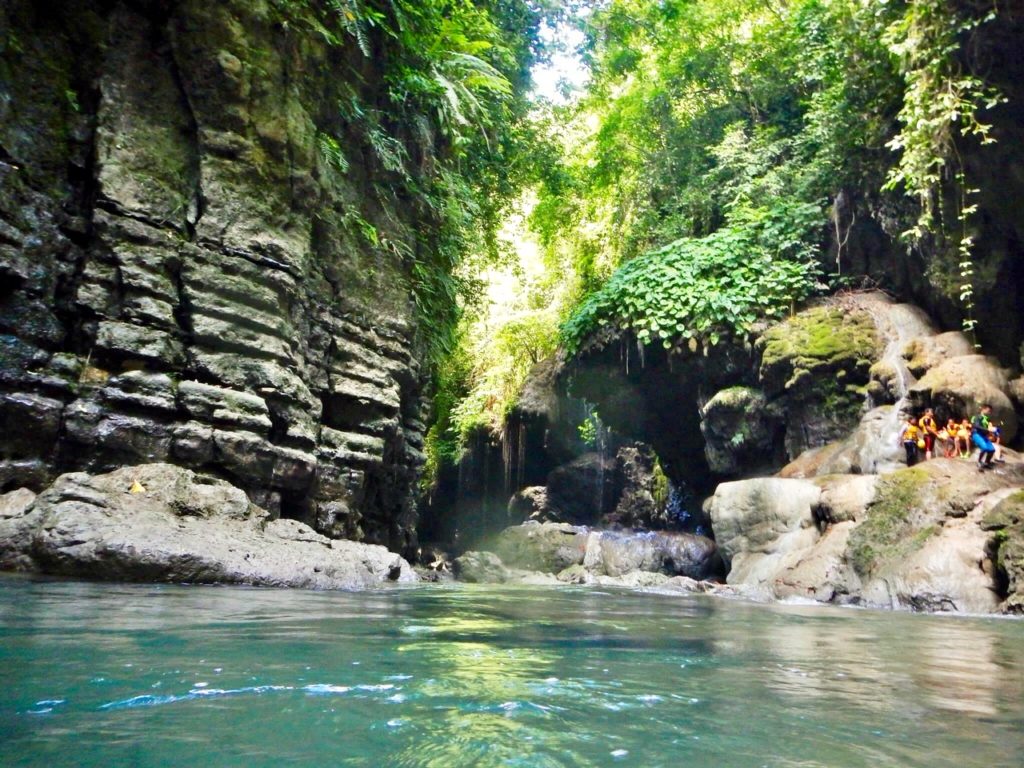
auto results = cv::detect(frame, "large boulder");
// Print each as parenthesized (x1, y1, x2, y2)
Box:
(704, 478, 823, 587)
(909, 354, 1018, 442)
(507, 486, 552, 523)
(0, 464, 416, 588)
(608, 443, 676, 529)
(544, 452, 618, 524)
(699, 386, 777, 476)
(902, 332, 975, 377)
(452, 550, 511, 584)
(491, 522, 589, 572)
(756, 306, 880, 459)
(591, 530, 719, 579)
(848, 463, 1010, 613)
(706, 461, 1024, 612)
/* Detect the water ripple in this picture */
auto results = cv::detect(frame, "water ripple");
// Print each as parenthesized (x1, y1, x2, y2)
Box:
(99, 685, 292, 710)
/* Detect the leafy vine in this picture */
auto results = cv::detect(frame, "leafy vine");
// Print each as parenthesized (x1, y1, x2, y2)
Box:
(882, 0, 1005, 343)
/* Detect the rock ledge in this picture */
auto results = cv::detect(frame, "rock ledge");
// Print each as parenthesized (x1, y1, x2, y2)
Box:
(0, 464, 416, 589)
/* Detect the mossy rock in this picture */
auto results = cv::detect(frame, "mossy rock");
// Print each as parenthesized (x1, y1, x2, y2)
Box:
(758, 307, 880, 399)
(847, 467, 934, 576)
(982, 490, 1024, 531)
(699, 386, 776, 475)
(983, 491, 1024, 613)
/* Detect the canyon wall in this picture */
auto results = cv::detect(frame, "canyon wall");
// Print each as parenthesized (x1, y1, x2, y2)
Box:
(0, 0, 430, 556)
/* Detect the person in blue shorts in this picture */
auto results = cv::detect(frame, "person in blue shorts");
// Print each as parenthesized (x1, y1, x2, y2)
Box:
(971, 404, 997, 471)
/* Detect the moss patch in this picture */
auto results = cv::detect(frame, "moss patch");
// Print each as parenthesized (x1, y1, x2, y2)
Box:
(848, 467, 933, 576)
(760, 307, 879, 385)
(757, 306, 880, 435)
(982, 491, 1024, 613)
(757, 306, 880, 430)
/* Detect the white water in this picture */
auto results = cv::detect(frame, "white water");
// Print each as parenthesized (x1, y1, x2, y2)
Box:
(851, 295, 935, 474)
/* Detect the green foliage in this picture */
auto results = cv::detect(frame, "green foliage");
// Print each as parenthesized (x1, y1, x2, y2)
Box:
(577, 410, 600, 447)
(526, 0, 910, 363)
(651, 456, 670, 511)
(267, 1, 556, 489)
(534, 0, 1005, 354)
(273, 0, 547, 363)
(411, 0, 1008, 489)
(450, 307, 560, 441)
(561, 200, 825, 354)
(883, 0, 1003, 227)
(421, 334, 474, 490)
(535, 0, 900, 257)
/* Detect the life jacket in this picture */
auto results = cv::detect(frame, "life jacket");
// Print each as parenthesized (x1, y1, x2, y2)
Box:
(971, 414, 991, 436)
(903, 424, 920, 442)
(920, 415, 937, 434)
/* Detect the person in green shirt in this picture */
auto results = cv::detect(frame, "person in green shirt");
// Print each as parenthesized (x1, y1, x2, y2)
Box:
(970, 404, 997, 471)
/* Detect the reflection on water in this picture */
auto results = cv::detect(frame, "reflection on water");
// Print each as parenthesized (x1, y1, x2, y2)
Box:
(0, 577, 1022, 768)
(745, 602, 1022, 720)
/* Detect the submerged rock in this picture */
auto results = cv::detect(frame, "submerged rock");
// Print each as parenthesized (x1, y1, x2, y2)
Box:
(459, 521, 719, 584)
(453, 550, 511, 584)
(0, 464, 416, 589)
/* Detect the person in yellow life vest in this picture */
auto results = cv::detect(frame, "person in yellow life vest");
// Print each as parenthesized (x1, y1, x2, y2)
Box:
(956, 419, 972, 458)
(919, 408, 939, 460)
(943, 418, 959, 458)
(899, 416, 922, 467)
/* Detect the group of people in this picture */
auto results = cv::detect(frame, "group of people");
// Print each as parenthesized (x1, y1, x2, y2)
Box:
(901, 404, 1005, 471)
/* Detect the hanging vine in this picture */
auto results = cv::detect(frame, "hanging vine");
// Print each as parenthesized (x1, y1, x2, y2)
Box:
(882, 0, 1005, 345)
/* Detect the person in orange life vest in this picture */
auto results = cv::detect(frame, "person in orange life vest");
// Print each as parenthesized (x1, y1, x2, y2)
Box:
(956, 418, 972, 458)
(943, 418, 959, 458)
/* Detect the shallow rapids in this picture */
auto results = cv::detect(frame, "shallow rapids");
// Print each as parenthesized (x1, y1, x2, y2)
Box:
(1, 576, 1022, 767)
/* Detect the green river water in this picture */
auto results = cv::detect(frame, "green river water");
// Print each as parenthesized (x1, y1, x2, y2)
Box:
(1, 575, 1022, 767)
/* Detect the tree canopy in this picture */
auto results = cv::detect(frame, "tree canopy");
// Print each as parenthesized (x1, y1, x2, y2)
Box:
(357, 0, 1007, 478)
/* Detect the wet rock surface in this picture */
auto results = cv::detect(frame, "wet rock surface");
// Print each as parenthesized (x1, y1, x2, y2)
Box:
(456, 521, 720, 585)
(0, 464, 416, 589)
(982, 488, 1024, 613)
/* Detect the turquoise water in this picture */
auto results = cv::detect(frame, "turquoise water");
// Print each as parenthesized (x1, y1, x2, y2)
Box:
(1, 576, 1022, 767)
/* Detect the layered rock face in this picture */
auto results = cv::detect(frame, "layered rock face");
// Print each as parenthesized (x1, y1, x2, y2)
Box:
(1, 1, 428, 555)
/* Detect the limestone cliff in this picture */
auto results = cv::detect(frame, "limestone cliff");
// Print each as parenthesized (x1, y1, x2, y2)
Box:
(0, 0, 433, 556)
